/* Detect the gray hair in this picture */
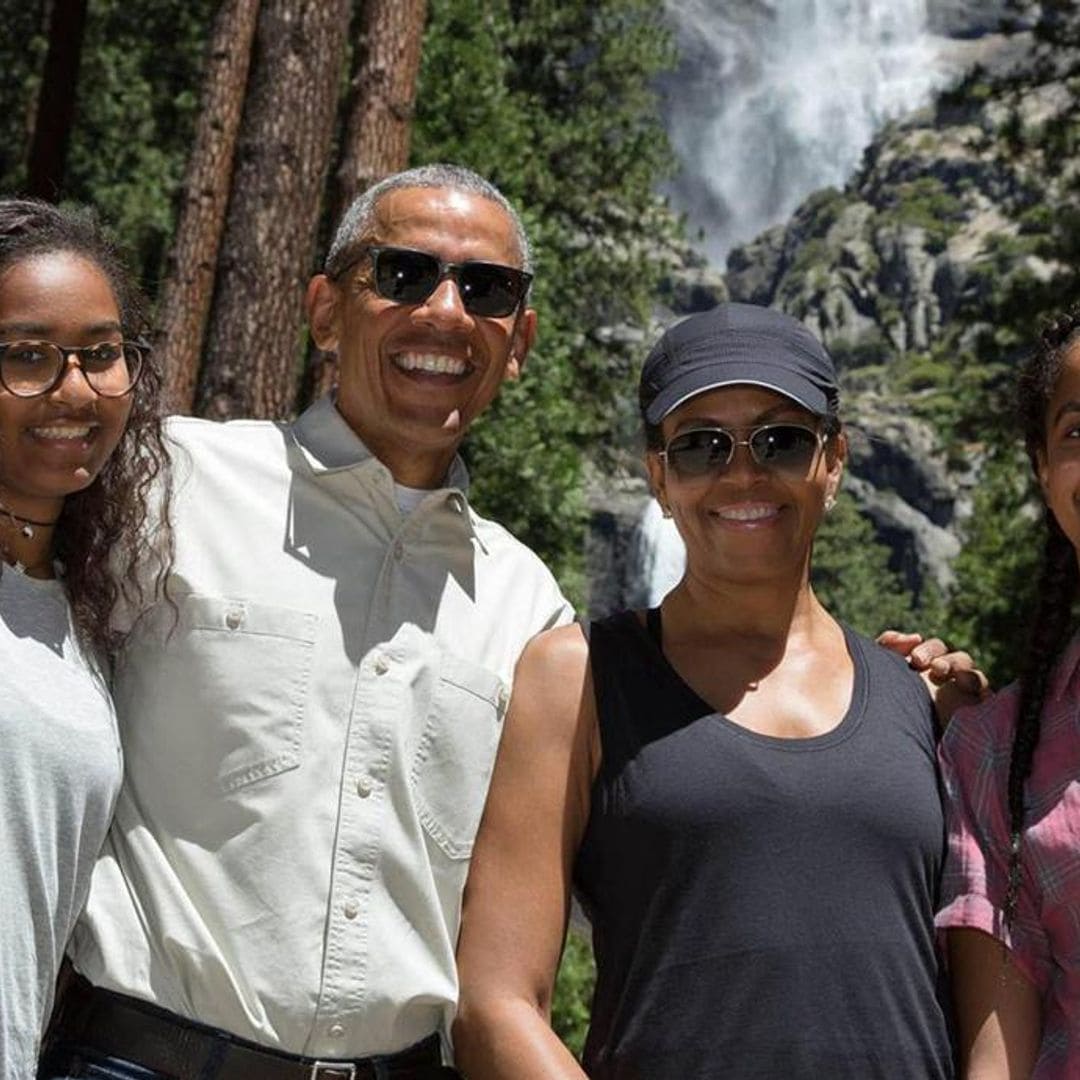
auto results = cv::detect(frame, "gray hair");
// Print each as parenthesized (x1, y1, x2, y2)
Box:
(324, 163, 532, 279)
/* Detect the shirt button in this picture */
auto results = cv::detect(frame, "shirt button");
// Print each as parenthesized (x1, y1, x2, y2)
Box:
(224, 609, 242, 630)
(344, 900, 359, 920)
(373, 655, 389, 675)
(328, 1023, 345, 1038)
(497, 684, 510, 712)
(356, 776, 372, 798)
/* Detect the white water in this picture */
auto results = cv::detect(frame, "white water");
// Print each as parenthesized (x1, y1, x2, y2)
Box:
(661, 0, 946, 262)
(628, 497, 686, 608)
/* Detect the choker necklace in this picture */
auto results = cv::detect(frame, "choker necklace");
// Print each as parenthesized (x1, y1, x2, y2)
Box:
(0, 502, 61, 539)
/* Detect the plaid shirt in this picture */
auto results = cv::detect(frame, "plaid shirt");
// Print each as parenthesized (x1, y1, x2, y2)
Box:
(937, 635, 1080, 1076)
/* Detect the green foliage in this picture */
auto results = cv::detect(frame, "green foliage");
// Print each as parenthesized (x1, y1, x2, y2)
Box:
(1018, 201, 1053, 234)
(413, 0, 680, 594)
(62, 0, 215, 287)
(828, 332, 891, 370)
(812, 491, 917, 636)
(934, 66, 994, 124)
(881, 176, 965, 253)
(795, 186, 848, 237)
(940, 448, 1042, 687)
(0, 1, 45, 193)
(893, 347, 1011, 447)
(551, 929, 596, 1057)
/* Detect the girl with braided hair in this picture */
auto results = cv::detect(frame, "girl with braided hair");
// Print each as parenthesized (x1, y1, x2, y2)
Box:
(0, 198, 171, 1074)
(937, 307, 1080, 1077)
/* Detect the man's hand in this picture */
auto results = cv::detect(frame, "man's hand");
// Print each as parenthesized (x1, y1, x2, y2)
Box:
(877, 630, 991, 727)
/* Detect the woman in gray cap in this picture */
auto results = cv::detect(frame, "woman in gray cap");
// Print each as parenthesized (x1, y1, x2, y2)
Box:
(454, 303, 960, 1078)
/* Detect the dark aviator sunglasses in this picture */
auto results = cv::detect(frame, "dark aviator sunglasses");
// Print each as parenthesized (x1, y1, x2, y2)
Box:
(338, 244, 532, 318)
(660, 423, 826, 481)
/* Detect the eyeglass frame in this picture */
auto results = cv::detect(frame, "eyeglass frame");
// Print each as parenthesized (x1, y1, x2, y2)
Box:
(658, 421, 829, 481)
(0, 339, 149, 399)
(330, 243, 533, 317)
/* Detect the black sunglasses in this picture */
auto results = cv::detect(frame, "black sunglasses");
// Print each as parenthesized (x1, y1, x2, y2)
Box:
(339, 244, 532, 318)
(660, 423, 825, 481)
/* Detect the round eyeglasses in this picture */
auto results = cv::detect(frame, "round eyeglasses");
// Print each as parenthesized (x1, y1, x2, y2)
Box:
(0, 340, 146, 398)
(660, 423, 826, 481)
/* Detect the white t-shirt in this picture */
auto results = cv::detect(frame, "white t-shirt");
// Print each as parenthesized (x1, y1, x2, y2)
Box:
(0, 566, 121, 1077)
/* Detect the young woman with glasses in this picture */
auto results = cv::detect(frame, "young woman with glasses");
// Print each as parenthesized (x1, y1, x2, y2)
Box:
(936, 308, 1080, 1077)
(454, 303, 963, 1078)
(0, 198, 170, 1074)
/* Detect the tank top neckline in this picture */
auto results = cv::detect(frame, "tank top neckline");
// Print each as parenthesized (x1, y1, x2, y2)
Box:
(629, 606, 867, 751)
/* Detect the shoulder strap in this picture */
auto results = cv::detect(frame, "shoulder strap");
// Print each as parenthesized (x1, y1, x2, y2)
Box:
(588, 612, 650, 780)
(645, 605, 662, 648)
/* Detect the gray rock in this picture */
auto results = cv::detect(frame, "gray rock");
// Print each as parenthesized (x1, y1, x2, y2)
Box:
(926, 0, 1015, 38)
(726, 224, 787, 305)
(844, 410, 956, 527)
(844, 475, 961, 595)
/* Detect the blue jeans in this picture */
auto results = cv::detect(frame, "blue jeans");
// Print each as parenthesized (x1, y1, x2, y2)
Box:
(38, 1041, 170, 1079)
(39, 1040, 464, 1079)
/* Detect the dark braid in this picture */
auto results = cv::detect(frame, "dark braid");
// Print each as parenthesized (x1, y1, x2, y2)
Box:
(1005, 308, 1080, 926)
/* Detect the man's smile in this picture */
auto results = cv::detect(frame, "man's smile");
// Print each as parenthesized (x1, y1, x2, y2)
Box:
(391, 351, 470, 376)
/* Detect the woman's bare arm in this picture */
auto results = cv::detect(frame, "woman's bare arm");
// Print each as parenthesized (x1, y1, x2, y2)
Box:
(947, 928, 1042, 1079)
(454, 623, 599, 1078)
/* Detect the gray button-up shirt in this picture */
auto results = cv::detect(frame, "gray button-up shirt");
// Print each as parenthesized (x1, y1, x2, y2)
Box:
(71, 397, 572, 1057)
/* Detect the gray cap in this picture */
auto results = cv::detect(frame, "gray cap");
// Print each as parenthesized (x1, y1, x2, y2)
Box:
(639, 303, 839, 424)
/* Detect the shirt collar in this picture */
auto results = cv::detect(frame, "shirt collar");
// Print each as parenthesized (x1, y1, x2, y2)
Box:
(289, 395, 481, 543)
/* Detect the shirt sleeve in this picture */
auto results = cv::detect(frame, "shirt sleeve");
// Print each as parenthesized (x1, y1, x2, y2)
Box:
(935, 694, 1052, 994)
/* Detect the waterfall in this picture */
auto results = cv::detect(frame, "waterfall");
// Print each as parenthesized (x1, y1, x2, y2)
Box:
(660, 0, 946, 262)
(627, 498, 687, 608)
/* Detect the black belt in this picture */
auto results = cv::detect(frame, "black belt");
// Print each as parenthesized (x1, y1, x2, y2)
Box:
(46, 973, 457, 1080)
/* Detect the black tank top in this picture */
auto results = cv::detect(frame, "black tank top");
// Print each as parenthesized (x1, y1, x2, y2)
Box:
(573, 610, 954, 1079)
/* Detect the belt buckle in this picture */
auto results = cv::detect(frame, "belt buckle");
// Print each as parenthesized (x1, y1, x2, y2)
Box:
(309, 1064, 357, 1080)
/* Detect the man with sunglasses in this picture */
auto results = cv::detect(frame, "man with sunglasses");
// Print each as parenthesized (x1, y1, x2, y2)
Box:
(45, 164, 572, 1080)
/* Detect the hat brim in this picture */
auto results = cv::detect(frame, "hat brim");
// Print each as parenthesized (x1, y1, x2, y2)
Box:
(644, 361, 830, 425)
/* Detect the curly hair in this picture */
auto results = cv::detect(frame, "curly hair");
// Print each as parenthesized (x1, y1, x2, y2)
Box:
(0, 198, 172, 660)
(1005, 306, 1080, 925)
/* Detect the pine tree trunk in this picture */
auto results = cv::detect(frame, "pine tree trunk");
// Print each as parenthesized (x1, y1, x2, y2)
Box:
(196, 0, 351, 421)
(332, 0, 428, 220)
(26, 0, 88, 199)
(306, 0, 428, 403)
(159, 0, 260, 415)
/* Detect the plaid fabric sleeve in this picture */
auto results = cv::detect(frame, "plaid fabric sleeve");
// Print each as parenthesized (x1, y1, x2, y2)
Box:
(935, 692, 1052, 994)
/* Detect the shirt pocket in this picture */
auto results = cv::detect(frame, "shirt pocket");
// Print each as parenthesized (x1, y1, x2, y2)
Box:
(410, 650, 508, 860)
(121, 594, 317, 795)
